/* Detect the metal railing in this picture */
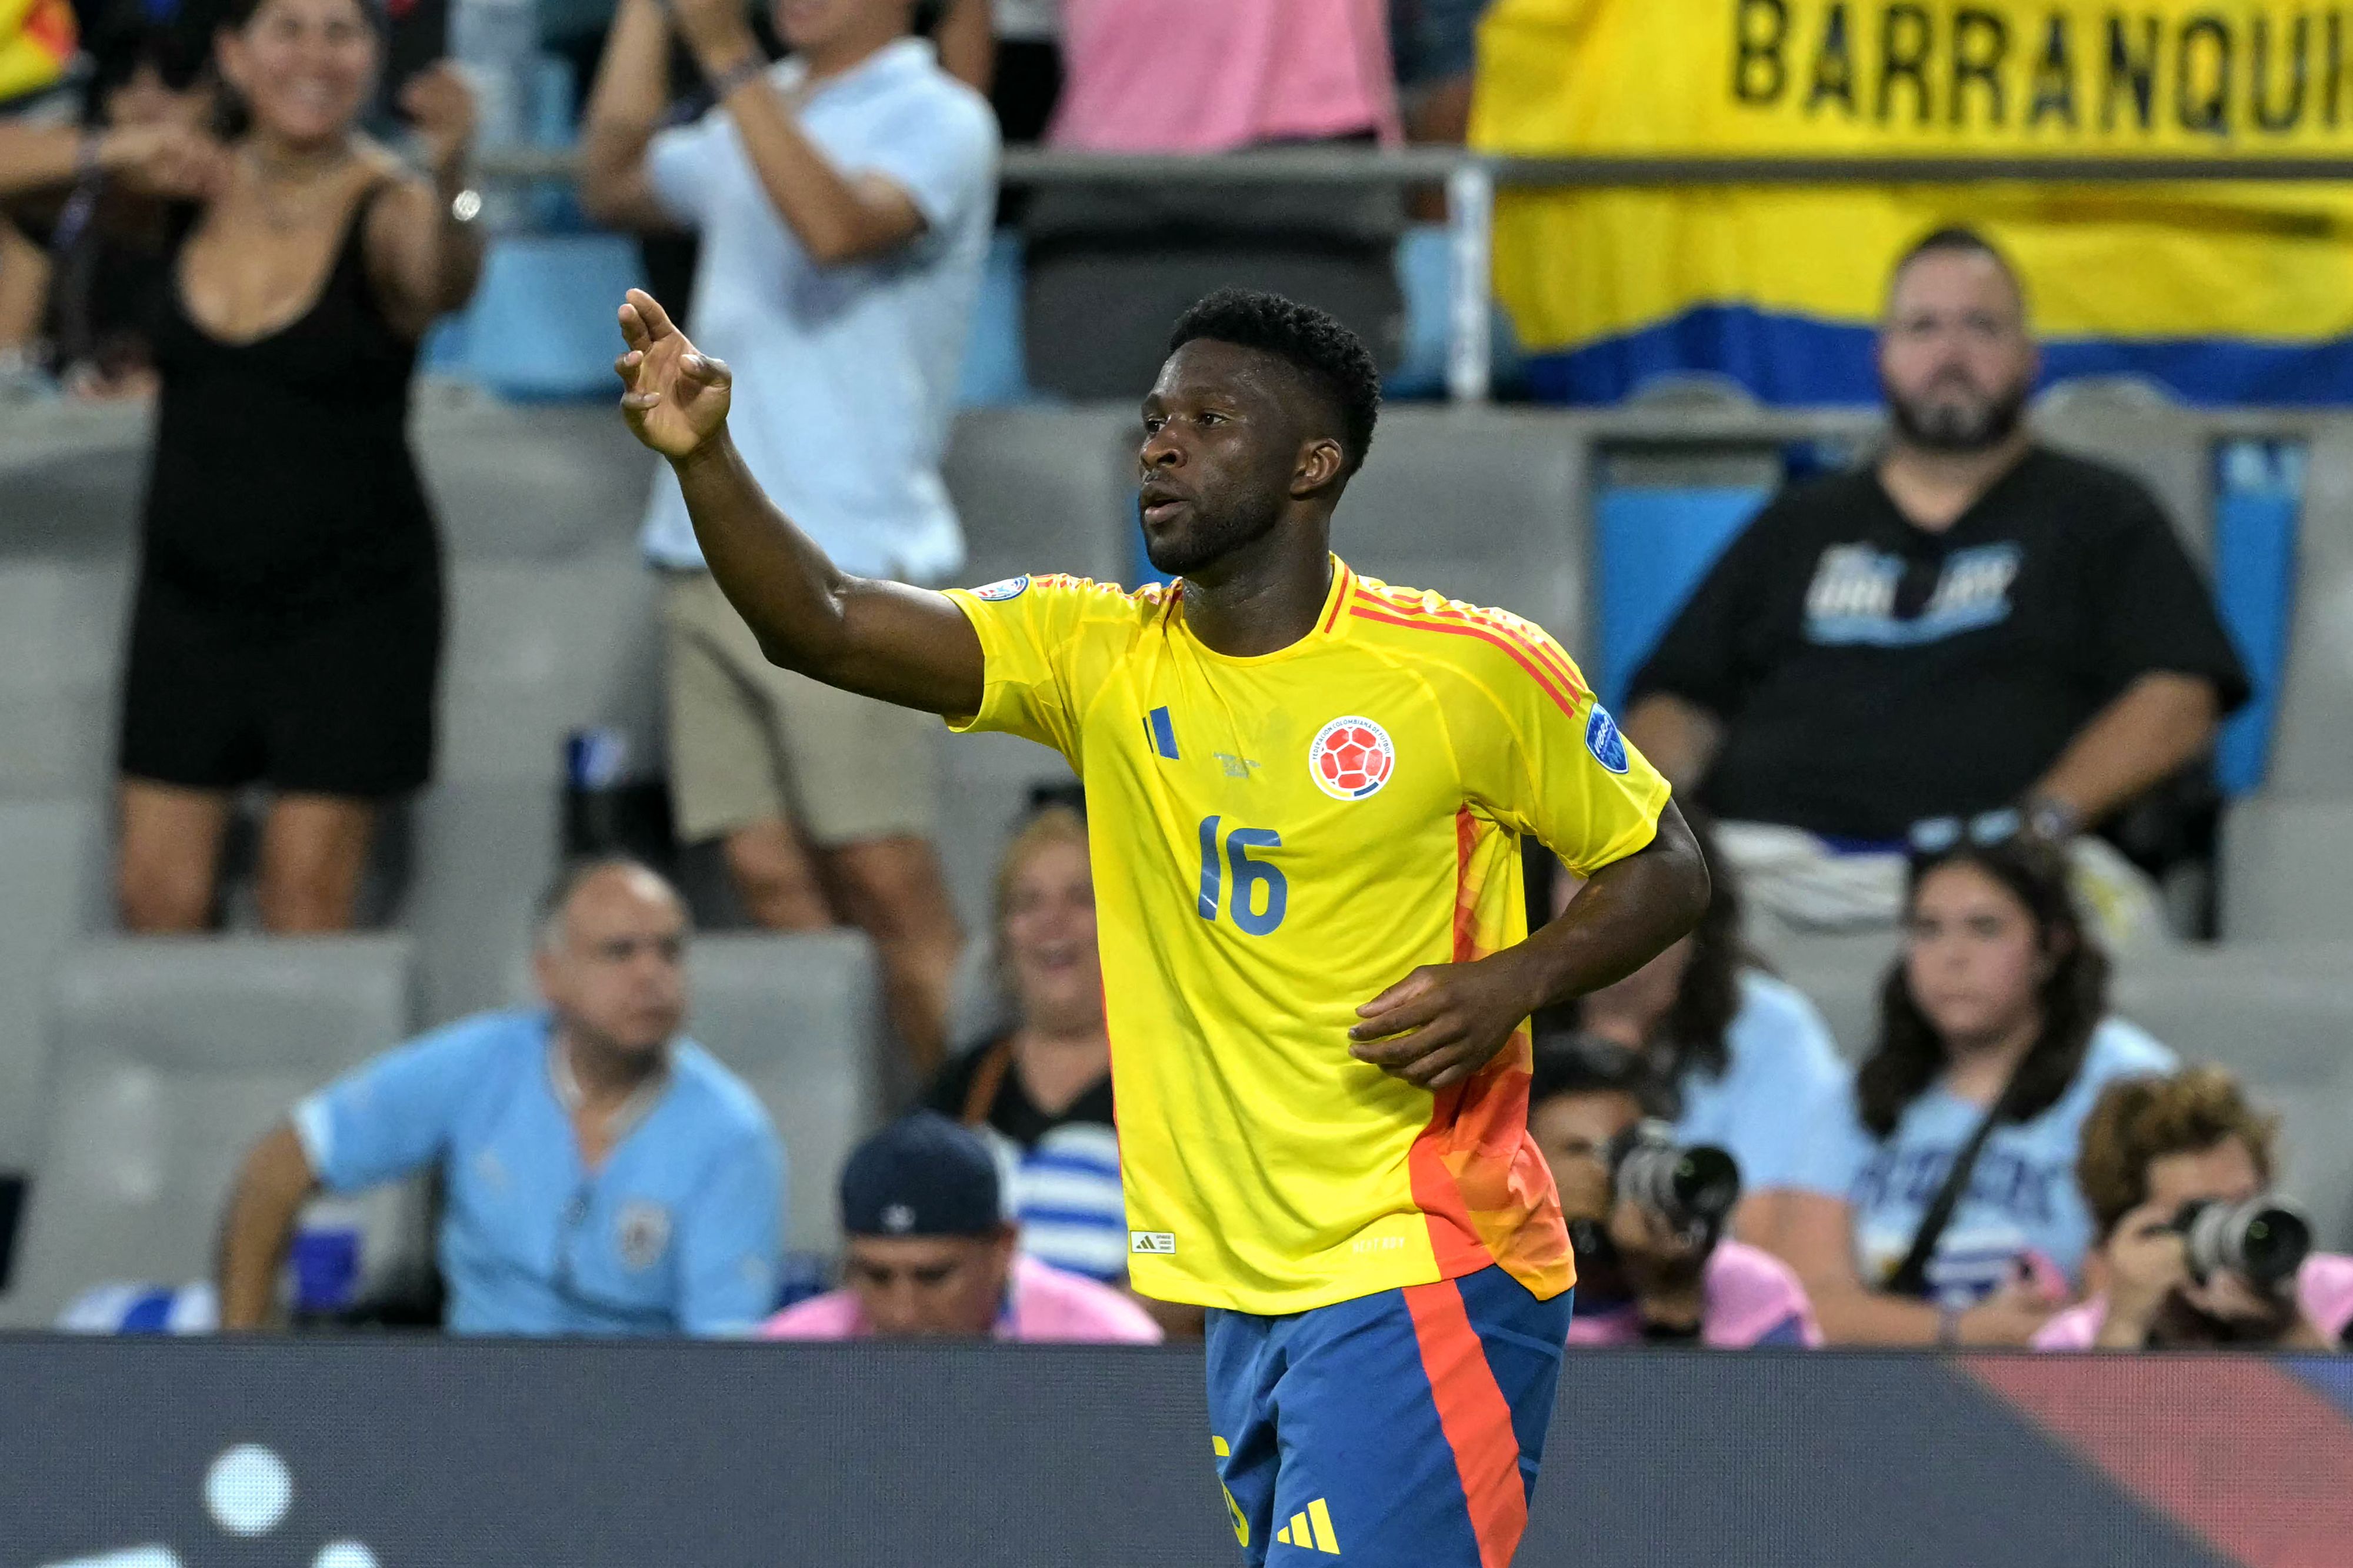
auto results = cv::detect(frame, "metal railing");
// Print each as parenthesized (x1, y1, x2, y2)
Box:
(474, 144, 2353, 406)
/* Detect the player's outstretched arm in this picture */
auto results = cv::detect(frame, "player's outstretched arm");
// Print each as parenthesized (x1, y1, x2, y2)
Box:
(1350, 800, 1711, 1089)
(615, 289, 985, 716)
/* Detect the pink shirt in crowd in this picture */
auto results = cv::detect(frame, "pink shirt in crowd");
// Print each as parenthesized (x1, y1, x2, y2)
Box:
(1566, 1242, 1825, 1349)
(1049, 0, 1398, 153)
(758, 1255, 1164, 1344)
(2032, 1252, 2353, 1349)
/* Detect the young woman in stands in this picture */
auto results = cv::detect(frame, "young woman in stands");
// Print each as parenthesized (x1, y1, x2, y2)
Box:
(924, 805, 1127, 1287)
(1767, 832, 2175, 1345)
(1565, 812, 1847, 1253)
(113, 0, 481, 932)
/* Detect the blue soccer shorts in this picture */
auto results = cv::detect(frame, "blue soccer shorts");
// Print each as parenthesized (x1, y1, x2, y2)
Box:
(1204, 1266, 1574, 1567)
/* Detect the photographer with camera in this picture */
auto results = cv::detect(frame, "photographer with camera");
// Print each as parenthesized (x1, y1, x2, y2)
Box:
(1529, 1030, 1819, 1347)
(2035, 1067, 2352, 1352)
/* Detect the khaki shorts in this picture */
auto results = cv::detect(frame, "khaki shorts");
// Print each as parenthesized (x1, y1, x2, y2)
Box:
(661, 571, 940, 847)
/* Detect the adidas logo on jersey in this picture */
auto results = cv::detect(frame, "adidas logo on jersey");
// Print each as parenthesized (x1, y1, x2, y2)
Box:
(1275, 1499, 1342, 1554)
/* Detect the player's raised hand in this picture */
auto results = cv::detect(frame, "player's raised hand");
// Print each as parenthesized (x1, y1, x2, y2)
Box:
(616, 288, 732, 461)
(1348, 955, 1541, 1090)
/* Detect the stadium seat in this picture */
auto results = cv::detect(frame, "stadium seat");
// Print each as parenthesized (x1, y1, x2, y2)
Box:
(399, 783, 566, 1027)
(2244, 1065, 2353, 1253)
(956, 229, 1034, 408)
(2031, 377, 2214, 556)
(0, 426, 143, 560)
(417, 399, 658, 561)
(1337, 408, 1588, 646)
(1385, 223, 1528, 402)
(0, 561, 131, 798)
(678, 932, 890, 1255)
(1743, 923, 1897, 1061)
(392, 558, 659, 1020)
(0, 800, 103, 1182)
(2109, 942, 2353, 1092)
(4, 936, 419, 1328)
(943, 406, 1138, 587)
(2255, 419, 2353, 799)
(448, 235, 651, 401)
(2220, 798, 2353, 943)
(936, 728, 1076, 938)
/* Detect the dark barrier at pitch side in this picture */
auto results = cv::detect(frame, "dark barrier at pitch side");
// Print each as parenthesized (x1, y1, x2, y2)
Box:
(5, 1337, 2349, 1567)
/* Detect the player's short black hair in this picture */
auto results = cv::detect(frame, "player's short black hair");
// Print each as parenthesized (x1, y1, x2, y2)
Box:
(1888, 225, 2027, 310)
(1168, 289, 1382, 478)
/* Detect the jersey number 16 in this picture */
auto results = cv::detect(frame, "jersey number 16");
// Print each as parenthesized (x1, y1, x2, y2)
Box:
(1196, 816, 1287, 936)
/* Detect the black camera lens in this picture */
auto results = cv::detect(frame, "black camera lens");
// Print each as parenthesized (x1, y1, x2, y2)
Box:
(1612, 1120, 1741, 1232)
(2177, 1197, 2314, 1287)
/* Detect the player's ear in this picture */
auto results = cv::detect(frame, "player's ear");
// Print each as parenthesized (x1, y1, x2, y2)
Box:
(1291, 436, 1347, 498)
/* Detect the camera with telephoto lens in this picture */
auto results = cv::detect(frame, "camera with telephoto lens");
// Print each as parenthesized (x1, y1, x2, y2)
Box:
(1609, 1119, 1741, 1235)
(2173, 1196, 2312, 1288)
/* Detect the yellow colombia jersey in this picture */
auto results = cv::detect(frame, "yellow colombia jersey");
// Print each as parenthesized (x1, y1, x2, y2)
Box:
(944, 558, 1671, 1315)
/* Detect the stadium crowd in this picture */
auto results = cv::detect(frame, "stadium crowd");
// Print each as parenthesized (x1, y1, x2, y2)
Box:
(2, 0, 2347, 1373)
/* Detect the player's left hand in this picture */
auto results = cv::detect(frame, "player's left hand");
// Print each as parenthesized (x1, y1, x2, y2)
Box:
(1348, 955, 1538, 1089)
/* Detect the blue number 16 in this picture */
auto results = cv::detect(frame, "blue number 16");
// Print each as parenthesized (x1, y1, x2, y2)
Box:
(1196, 817, 1287, 936)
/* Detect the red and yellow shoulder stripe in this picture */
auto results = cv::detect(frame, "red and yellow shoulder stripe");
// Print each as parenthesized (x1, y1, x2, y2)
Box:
(1347, 576, 1591, 717)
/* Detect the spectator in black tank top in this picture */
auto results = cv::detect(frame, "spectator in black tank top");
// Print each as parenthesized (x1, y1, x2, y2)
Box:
(112, 0, 482, 933)
(1622, 228, 2248, 939)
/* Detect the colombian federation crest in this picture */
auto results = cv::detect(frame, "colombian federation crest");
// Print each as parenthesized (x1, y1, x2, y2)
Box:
(1309, 716, 1396, 801)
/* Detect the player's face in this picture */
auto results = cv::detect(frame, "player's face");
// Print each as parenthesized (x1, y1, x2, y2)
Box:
(1877, 250, 2037, 453)
(218, 0, 378, 147)
(1138, 340, 1318, 578)
(844, 1230, 1014, 1336)
(1528, 1089, 1643, 1225)
(535, 867, 689, 1059)
(1003, 836, 1102, 1034)
(1902, 862, 2048, 1052)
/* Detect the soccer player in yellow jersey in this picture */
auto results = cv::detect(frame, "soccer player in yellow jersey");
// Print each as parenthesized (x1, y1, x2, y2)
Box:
(615, 284, 1709, 1566)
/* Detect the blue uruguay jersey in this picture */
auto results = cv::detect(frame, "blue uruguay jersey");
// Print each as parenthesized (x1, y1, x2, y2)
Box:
(295, 1010, 784, 1336)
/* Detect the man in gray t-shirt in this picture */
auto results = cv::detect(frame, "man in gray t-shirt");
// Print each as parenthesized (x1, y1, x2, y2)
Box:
(583, 0, 998, 1073)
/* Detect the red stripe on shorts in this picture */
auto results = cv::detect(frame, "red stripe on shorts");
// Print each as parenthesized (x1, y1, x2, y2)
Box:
(1403, 1277, 1528, 1568)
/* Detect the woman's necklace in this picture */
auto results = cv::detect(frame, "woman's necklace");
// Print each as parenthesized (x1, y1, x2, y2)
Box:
(242, 143, 355, 232)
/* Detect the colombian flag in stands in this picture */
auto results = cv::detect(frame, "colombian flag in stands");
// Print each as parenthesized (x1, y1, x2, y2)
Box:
(1473, 0, 2353, 404)
(0, 0, 76, 106)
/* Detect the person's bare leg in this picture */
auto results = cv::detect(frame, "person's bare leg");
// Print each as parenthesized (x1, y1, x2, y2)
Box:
(825, 836, 965, 1076)
(723, 818, 835, 931)
(117, 779, 234, 930)
(255, 793, 377, 932)
(0, 216, 50, 365)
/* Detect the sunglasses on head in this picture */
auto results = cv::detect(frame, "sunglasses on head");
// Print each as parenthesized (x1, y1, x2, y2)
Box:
(1906, 807, 2025, 858)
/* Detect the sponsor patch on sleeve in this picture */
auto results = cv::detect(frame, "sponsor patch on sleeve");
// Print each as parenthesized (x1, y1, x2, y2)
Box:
(1585, 705, 1630, 774)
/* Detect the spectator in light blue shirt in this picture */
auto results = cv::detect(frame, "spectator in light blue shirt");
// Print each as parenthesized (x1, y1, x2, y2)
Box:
(1572, 813, 1846, 1250)
(216, 858, 784, 1336)
(1767, 832, 2174, 1347)
(579, 0, 999, 1075)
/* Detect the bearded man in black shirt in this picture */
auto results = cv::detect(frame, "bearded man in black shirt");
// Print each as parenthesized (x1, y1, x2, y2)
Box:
(1624, 228, 2248, 934)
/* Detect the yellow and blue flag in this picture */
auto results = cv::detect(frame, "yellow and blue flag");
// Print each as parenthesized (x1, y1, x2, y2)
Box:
(1472, 0, 2353, 402)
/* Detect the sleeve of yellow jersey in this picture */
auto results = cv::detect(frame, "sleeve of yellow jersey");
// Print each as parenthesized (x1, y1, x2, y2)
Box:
(1457, 626, 1674, 876)
(938, 573, 1132, 772)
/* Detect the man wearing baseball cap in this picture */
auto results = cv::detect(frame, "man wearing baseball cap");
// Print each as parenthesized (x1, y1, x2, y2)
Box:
(762, 1112, 1162, 1342)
